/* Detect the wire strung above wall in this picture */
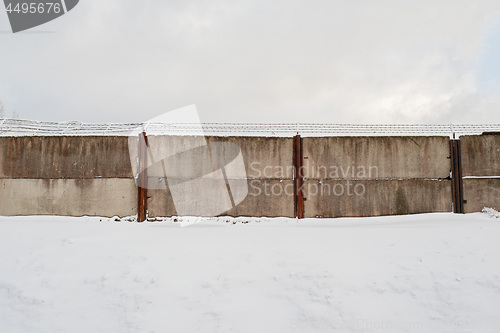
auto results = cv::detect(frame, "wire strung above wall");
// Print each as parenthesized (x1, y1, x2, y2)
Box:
(1, 118, 500, 137)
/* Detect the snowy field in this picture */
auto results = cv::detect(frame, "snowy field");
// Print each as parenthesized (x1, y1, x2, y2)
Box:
(1, 212, 499, 333)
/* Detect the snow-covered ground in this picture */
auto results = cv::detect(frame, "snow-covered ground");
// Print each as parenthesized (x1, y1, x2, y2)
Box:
(1, 212, 499, 333)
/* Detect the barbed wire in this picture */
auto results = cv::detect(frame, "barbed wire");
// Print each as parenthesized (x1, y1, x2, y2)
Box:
(0, 118, 499, 137)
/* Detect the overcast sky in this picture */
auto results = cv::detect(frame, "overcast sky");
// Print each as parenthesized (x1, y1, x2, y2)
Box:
(1, 0, 500, 124)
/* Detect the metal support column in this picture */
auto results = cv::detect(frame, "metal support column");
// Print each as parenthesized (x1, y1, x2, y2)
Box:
(450, 139, 464, 213)
(293, 134, 304, 218)
(137, 131, 148, 222)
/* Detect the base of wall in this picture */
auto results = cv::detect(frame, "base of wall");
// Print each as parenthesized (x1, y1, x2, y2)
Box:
(0, 178, 137, 217)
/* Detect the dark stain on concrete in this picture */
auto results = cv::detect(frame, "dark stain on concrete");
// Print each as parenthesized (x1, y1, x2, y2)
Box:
(0, 136, 133, 179)
(395, 187, 410, 215)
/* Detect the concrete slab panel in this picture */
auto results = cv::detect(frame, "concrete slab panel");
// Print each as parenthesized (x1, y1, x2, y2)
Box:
(0, 178, 137, 217)
(207, 137, 293, 179)
(302, 136, 451, 179)
(461, 135, 500, 177)
(0, 136, 132, 179)
(304, 179, 452, 217)
(142, 136, 293, 180)
(148, 179, 294, 218)
(463, 178, 500, 213)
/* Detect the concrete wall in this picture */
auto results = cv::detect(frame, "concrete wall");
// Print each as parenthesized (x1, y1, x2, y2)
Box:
(0, 136, 135, 217)
(301, 136, 452, 217)
(0, 135, 295, 218)
(461, 135, 500, 212)
(146, 136, 294, 218)
(5, 134, 495, 218)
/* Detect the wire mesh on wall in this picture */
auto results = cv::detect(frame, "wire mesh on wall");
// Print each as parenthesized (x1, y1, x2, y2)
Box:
(1, 118, 500, 137)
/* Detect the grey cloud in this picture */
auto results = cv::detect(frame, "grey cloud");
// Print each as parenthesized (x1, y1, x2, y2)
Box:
(0, 0, 499, 124)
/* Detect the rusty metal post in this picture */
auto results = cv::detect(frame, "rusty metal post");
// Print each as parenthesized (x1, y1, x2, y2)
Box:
(137, 131, 148, 222)
(455, 139, 464, 213)
(293, 134, 304, 218)
(450, 139, 464, 213)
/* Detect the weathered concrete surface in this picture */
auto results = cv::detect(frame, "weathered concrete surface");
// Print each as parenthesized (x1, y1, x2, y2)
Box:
(148, 179, 294, 218)
(129, 135, 207, 178)
(0, 135, 458, 218)
(207, 137, 293, 179)
(144, 141, 247, 183)
(228, 179, 293, 217)
(141, 136, 293, 179)
(302, 136, 451, 179)
(147, 187, 176, 217)
(0, 137, 132, 179)
(461, 135, 500, 177)
(0, 178, 137, 217)
(463, 178, 500, 213)
(303, 179, 452, 217)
